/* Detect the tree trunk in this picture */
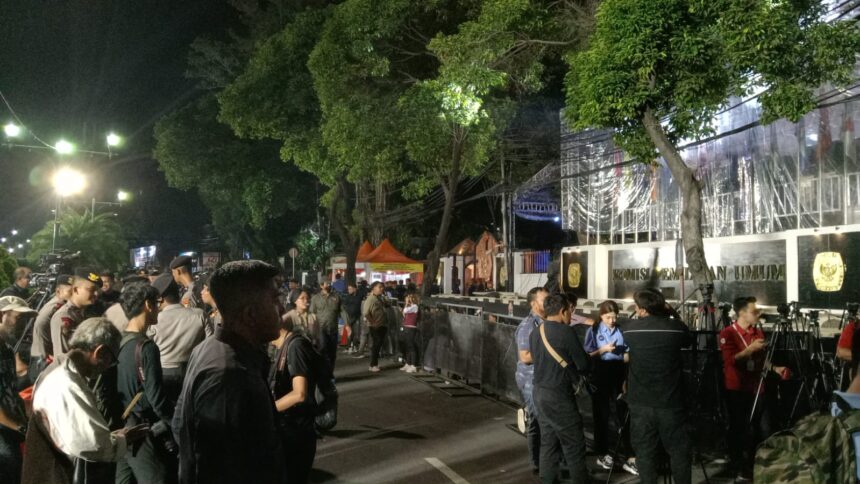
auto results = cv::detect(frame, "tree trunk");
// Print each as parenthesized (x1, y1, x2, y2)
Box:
(329, 176, 358, 285)
(642, 108, 713, 298)
(421, 138, 463, 297)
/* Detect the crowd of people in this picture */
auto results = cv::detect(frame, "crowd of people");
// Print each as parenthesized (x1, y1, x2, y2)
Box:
(0, 257, 417, 484)
(513, 287, 842, 483)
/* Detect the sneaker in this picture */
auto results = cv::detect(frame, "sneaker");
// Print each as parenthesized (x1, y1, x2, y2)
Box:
(405, 365, 417, 373)
(622, 460, 639, 476)
(517, 408, 527, 434)
(369, 366, 381, 372)
(399, 364, 409, 371)
(596, 454, 614, 470)
(353, 353, 366, 359)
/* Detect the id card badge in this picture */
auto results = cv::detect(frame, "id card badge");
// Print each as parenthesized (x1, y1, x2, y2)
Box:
(746, 360, 756, 372)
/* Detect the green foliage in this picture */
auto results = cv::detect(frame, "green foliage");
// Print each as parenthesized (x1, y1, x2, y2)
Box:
(293, 227, 335, 274)
(0, 248, 17, 288)
(153, 95, 314, 257)
(564, 0, 860, 162)
(26, 210, 128, 270)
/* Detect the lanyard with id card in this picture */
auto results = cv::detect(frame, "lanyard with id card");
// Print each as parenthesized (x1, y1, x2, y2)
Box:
(733, 323, 758, 371)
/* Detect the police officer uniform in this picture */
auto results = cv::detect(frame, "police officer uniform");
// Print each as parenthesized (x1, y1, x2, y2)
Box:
(29, 274, 73, 380)
(49, 270, 101, 357)
(170, 256, 202, 310)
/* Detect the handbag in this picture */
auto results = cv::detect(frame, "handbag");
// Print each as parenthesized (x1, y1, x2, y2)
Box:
(539, 323, 594, 396)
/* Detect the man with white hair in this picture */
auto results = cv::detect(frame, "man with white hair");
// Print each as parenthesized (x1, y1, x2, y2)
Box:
(21, 317, 148, 483)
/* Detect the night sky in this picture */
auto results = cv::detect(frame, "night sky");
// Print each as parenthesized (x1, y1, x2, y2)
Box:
(0, 0, 237, 251)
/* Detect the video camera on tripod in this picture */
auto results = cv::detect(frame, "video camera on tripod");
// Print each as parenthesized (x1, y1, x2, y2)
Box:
(28, 250, 80, 309)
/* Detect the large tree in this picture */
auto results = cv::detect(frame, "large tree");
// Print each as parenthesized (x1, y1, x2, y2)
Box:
(27, 210, 128, 270)
(309, 0, 515, 295)
(153, 95, 314, 261)
(564, 0, 860, 291)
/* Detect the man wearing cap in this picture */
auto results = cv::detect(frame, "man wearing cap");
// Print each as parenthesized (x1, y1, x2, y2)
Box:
(310, 280, 342, 366)
(150, 273, 206, 405)
(28, 274, 74, 381)
(0, 267, 32, 300)
(0, 296, 38, 390)
(51, 270, 101, 356)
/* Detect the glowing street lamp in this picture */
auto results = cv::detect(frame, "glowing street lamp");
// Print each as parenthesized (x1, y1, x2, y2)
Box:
(52, 168, 87, 197)
(16, 244, 22, 249)
(55, 139, 75, 155)
(117, 190, 130, 202)
(106, 133, 121, 147)
(10, 229, 17, 236)
(3, 123, 21, 137)
(0, 238, 5, 243)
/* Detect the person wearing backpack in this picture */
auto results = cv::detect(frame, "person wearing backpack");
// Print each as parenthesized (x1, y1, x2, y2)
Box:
(115, 282, 177, 484)
(270, 312, 321, 484)
(528, 293, 592, 484)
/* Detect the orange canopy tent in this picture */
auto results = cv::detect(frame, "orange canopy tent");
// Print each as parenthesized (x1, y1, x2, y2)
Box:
(356, 241, 375, 262)
(364, 239, 423, 273)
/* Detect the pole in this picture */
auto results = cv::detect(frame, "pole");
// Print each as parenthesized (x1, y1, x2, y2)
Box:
(292, 257, 296, 279)
(91, 197, 95, 221)
(52, 195, 61, 252)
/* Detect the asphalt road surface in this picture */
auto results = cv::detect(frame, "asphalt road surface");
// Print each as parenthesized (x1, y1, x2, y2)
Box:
(311, 350, 734, 483)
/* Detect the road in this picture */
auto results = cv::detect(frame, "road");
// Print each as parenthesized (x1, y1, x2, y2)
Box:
(310, 350, 732, 483)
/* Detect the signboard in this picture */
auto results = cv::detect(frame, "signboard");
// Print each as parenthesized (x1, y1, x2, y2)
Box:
(561, 250, 589, 299)
(799, 233, 860, 308)
(608, 240, 786, 305)
(130, 245, 157, 268)
(201, 252, 220, 269)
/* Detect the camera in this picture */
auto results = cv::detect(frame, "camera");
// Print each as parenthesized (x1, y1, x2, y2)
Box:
(847, 302, 860, 318)
(777, 303, 791, 317)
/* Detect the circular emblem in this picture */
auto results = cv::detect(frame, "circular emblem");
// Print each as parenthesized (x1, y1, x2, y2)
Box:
(598, 335, 604, 342)
(719, 337, 726, 345)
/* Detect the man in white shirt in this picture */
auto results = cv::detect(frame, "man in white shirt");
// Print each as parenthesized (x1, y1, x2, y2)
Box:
(21, 317, 148, 482)
(150, 273, 206, 405)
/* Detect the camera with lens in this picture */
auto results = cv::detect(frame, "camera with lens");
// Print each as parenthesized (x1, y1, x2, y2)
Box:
(847, 302, 860, 318)
(777, 303, 791, 317)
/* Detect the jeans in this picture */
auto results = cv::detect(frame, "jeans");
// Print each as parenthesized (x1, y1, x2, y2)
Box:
(115, 434, 176, 484)
(591, 360, 631, 456)
(358, 320, 370, 353)
(726, 390, 770, 476)
(629, 405, 691, 484)
(534, 385, 587, 484)
(518, 379, 541, 472)
(319, 326, 339, 368)
(369, 325, 388, 368)
(400, 326, 421, 366)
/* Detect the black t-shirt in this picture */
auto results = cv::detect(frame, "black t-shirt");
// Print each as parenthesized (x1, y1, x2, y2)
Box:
(271, 334, 318, 427)
(621, 315, 691, 409)
(529, 320, 590, 391)
(117, 332, 172, 423)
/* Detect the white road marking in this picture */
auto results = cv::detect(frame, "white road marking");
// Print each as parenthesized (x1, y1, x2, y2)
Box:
(424, 457, 471, 484)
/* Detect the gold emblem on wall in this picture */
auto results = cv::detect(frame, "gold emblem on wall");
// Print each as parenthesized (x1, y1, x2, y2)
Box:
(813, 251, 845, 292)
(567, 262, 582, 288)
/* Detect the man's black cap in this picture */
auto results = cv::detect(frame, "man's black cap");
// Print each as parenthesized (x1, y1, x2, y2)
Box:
(169, 255, 193, 270)
(56, 274, 74, 287)
(152, 273, 179, 297)
(74, 268, 103, 288)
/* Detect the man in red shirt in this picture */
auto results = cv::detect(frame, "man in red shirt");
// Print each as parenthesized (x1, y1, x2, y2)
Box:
(836, 318, 858, 371)
(719, 296, 785, 481)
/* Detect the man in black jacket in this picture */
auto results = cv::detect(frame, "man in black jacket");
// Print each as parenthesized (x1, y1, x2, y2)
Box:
(172, 261, 284, 484)
(529, 293, 591, 484)
(623, 288, 691, 484)
(116, 282, 174, 484)
(0, 267, 31, 299)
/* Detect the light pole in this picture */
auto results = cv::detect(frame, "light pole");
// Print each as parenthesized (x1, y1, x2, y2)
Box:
(51, 167, 86, 252)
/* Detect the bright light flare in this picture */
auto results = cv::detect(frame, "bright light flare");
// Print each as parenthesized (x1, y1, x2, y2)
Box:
(106, 133, 121, 147)
(117, 190, 130, 202)
(10, 229, 17, 236)
(3, 123, 21, 137)
(55, 139, 75, 155)
(52, 167, 87, 197)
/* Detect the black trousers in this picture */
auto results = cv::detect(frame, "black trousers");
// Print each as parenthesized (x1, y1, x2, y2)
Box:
(115, 434, 176, 484)
(400, 326, 421, 366)
(534, 385, 587, 484)
(280, 420, 317, 484)
(591, 360, 631, 456)
(725, 389, 770, 476)
(161, 365, 187, 408)
(629, 405, 691, 484)
(319, 326, 339, 368)
(369, 326, 388, 367)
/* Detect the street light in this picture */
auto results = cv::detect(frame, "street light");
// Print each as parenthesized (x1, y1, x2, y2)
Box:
(51, 167, 87, 252)
(52, 168, 87, 197)
(16, 244, 22, 249)
(55, 139, 75, 155)
(106, 133, 122, 147)
(0, 238, 5, 243)
(10, 229, 17, 236)
(7, 248, 13, 254)
(117, 190, 130, 202)
(3, 123, 21, 137)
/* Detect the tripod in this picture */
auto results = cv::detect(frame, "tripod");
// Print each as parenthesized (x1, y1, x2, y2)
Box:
(804, 310, 837, 406)
(690, 284, 725, 424)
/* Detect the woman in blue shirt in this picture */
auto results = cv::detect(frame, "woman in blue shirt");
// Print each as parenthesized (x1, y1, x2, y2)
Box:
(584, 300, 637, 476)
